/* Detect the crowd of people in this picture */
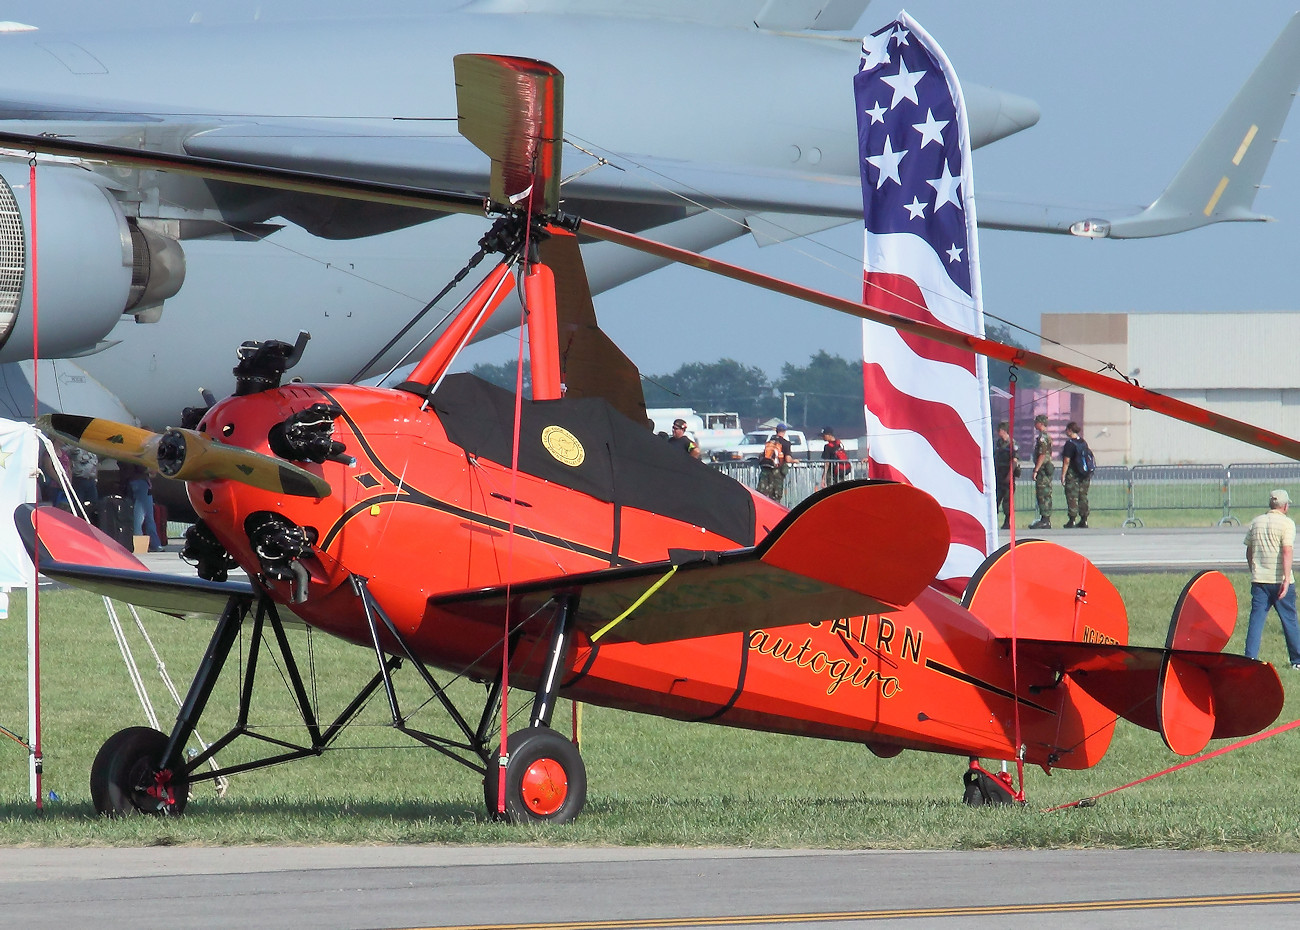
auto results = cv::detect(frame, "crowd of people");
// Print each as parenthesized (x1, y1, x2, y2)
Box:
(39, 440, 164, 551)
(998, 416, 1095, 531)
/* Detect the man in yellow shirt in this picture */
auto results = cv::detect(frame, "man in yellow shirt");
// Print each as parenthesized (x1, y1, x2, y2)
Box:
(1244, 489, 1300, 668)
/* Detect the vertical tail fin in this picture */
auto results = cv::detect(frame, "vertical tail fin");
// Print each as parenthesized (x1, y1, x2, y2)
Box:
(1107, 13, 1300, 238)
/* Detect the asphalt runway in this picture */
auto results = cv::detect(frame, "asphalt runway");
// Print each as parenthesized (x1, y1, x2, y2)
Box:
(2, 846, 1299, 929)
(995, 525, 1248, 574)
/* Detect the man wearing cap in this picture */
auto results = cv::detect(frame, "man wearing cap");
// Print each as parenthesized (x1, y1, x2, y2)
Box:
(1243, 489, 1300, 669)
(667, 418, 700, 459)
(757, 423, 795, 502)
(1028, 414, 1053, 529)
(819, 426, 850, 488)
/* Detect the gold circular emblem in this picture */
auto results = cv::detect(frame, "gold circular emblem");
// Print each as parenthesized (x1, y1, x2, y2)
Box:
(541, 426, 585, 467)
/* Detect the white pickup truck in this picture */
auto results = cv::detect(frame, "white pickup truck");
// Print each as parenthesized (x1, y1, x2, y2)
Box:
(723, 429, 861, 462)
(728, 429, 811, 462)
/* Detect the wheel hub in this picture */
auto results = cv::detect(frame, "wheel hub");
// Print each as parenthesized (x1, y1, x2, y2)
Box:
(520, 757, 568, 816)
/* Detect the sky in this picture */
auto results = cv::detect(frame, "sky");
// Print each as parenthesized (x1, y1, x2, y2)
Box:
(587, 1, 1300, 378)
(7, 1, 1300, 381)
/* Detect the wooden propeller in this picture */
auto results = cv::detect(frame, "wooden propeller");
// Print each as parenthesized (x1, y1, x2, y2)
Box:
(38, 414, 331, 499)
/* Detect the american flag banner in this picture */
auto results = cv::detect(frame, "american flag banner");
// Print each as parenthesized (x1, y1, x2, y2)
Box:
(855, 12, 996, 596)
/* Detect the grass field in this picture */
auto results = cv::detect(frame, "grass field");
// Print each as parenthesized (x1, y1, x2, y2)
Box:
(1, 573, 1299, 849)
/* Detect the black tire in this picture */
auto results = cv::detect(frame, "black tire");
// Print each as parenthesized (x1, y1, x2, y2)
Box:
(483, 727, 586, 824)
(90, 726, 189, 817)
(961, 769, 1014, 807)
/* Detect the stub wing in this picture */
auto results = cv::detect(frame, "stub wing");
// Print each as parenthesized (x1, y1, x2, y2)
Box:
(431, 481, 950, 645)
(14, 504, 255, 620)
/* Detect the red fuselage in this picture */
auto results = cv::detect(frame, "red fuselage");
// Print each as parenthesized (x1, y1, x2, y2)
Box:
(191, 379, 1117, 770)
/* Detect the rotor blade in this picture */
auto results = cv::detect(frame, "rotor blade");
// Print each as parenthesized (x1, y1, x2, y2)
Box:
(0, 131, 486, 218)
(39, 415, 330, 499)
(578, 219, 1300, 462)
(6, 121, 1295, 460)
(455, 54, 563, 215)
(540, 229, 647, 425)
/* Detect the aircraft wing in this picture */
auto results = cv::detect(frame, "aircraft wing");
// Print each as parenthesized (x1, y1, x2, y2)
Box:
(14, 504, 257, 621)
(0, 104, 866, 236)
(429, 481, 950, 646)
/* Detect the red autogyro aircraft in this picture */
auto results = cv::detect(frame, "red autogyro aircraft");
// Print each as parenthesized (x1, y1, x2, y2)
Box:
(13, 56, 1291, 822)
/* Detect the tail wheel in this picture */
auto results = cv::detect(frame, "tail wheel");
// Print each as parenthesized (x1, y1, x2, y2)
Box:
(90, 726, 189, 817)
(484, 727, 586, 824)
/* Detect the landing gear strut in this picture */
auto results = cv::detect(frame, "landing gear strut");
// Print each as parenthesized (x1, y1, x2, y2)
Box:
(85, 583, 589, 824)
(484, 593, 587, 824)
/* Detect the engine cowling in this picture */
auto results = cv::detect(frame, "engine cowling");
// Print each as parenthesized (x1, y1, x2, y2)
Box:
(0, 160, 185, 361)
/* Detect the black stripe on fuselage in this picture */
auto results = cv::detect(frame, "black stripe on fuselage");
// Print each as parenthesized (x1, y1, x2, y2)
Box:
(316, 388, 629, 565)
(924, 658, 1057, 715)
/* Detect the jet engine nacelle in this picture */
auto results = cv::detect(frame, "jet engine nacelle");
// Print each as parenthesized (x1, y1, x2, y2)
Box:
(0, 161, 185, 361)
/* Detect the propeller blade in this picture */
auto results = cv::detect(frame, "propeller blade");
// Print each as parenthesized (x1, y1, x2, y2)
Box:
(455, 54, 563, 215)
(38, 415, 331, 499)
(155, 428, 332, 499)
(39, 413, 161, 465)
(577, 219, 1300, 462)
(6, 54, 1297, 462)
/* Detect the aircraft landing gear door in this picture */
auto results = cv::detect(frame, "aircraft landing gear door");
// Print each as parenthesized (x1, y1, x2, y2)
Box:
(486, 594, 588, 824)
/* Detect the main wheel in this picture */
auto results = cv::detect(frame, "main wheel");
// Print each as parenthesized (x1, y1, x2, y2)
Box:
(483, 727, 586, 824)
(90, 726, 189, 816)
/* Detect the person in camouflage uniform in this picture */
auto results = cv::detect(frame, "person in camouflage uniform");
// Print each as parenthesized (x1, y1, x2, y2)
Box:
(1060, 420, 1091, 528)
(1029, 414, 1053, 529)
(993, 421, 1018, 530)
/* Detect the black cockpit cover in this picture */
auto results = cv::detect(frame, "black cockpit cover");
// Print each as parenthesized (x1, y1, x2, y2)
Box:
(431, 374, 755, 547)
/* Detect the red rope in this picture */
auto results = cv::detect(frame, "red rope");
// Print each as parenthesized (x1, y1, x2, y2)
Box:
(28, 157, 42, 811)
(1044, 717, 1300, 812)
(1005, 374, 1025, 802)
(497, 201, 535, 815)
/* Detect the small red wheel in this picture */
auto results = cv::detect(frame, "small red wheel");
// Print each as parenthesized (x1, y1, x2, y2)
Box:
(484, 727, 586, 824)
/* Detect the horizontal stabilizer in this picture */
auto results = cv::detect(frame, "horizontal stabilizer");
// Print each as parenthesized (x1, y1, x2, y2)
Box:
(15, 504, 256, 620)
(431, 481, 949, 645)
(1013, 638, 1283, 750)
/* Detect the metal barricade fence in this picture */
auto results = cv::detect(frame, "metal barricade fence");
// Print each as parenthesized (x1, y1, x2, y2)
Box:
(1129, 464, 1230, 526)
(714, 459, 1300, 525)
(1226, 463, 1300, 525)
(711, 460, 869, 508)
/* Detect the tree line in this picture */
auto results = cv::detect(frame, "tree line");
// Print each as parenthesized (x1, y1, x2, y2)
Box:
(468, 323, 1035, 438)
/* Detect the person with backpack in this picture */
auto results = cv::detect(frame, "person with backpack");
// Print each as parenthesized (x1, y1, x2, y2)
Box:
(1060, 420, 1094, 529)
(818, 426, 850, 488)
(756, 423, 795, 502)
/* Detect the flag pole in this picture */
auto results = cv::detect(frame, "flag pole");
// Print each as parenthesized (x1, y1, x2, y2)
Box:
(27, 156, 42, 809)
(25, 429, 39, 806)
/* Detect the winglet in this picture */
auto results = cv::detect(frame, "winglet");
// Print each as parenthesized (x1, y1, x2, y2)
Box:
(1103, 12, 1300, 239)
